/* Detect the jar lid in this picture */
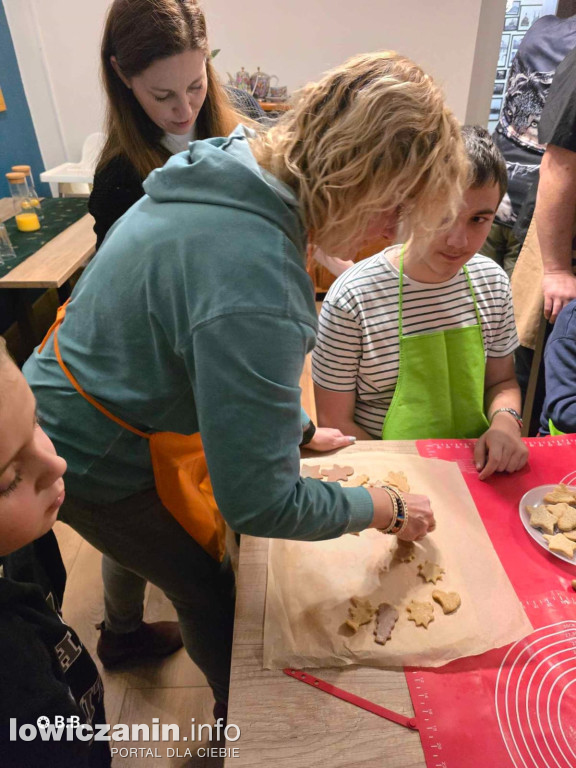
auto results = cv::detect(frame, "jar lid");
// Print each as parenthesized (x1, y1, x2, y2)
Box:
(12, 165, 31, 174)
(5, 172, 26, 181)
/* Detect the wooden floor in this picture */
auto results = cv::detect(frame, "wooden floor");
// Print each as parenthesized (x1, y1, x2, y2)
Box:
(55, 354, 317, 767)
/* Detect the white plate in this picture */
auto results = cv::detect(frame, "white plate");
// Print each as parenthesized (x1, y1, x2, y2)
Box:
(519, 484, 576, 566)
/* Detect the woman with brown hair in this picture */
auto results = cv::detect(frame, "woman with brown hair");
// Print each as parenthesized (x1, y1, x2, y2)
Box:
(26, 50, 465, 716)
(89, 0, 263, 249)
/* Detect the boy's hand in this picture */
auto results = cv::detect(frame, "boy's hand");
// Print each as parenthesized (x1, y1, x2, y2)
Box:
(474, 413, 528, 480)
(306, 428, 356, 453)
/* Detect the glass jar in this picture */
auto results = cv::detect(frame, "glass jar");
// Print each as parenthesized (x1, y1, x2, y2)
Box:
(12, 164, 43, 220)
(5, 172, 41, 232)
(0, 222, 17, 265)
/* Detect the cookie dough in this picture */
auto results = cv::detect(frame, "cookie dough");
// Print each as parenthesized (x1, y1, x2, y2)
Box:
(321, 464, 355, 482)
(374, 603, 399, 645)
(393, 540, 416, 563)
(432, 590, 461, 614)
(301, 464, 323, 480)
(407, 600, 435, 628)
(345, 596, 376, 632)
(346, 474, 370, 487)
(385, 471, 410, 494)
(418, 561, 445, 584)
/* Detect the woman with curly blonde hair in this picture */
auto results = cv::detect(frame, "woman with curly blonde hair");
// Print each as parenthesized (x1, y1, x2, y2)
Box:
(25, 50, 464, 715)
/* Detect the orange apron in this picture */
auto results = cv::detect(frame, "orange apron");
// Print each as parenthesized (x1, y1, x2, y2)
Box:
(39, 302, 226, 562)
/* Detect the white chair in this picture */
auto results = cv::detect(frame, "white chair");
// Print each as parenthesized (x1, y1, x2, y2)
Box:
(40, 132, 105, 196)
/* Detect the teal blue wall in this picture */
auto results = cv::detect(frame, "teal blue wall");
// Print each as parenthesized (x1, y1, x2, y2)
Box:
(0, 1, 50, 199)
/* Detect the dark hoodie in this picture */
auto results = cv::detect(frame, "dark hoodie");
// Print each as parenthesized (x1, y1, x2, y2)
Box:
(0, 532, 110, 767)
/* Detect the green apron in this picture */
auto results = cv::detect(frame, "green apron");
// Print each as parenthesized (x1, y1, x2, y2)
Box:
(381, 245, 490, 440)
(549, 419, 565, 436)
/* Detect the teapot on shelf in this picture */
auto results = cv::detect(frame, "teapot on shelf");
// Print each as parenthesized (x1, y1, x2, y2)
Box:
(249, 67, 279, 100)
(227, 67, 251, 92)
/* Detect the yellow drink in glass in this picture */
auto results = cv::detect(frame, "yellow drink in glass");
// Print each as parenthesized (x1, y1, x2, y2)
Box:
(16, 212, 41, 232)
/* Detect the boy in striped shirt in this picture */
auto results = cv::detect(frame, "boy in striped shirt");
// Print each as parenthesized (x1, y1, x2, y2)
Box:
(313, 126, 528, 480)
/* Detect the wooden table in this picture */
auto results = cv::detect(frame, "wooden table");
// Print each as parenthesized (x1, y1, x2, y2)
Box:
(225, 441, 425, 768)
(0, 198, 96, 290)
(0, 198, 96, 351)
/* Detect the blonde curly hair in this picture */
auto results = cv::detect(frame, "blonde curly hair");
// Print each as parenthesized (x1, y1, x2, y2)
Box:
(252, 51, 468, 256)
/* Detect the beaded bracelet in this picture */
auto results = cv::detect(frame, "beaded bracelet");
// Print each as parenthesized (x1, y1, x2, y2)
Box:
(389, 488, 408, 536)
(378, 485, 399, 534)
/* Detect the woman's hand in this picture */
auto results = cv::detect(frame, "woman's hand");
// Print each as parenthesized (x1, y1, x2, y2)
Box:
(368, 488, 436, 541)
(396, 493, 436, 542)
(474, 413, 529, 480)
(306, 427, 356, 453)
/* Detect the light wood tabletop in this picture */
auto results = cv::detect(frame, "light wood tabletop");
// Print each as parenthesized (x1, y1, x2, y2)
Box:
(225, 441, 426, 768)
(0, 197, 96, 289)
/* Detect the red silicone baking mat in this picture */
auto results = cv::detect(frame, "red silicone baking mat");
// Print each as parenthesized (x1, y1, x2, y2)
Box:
(404, 436, 576, 768)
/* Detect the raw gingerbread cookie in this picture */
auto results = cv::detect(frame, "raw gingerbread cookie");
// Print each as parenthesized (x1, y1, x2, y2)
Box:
(543, 484, 576, 505)
(557, 505, 576, 532)
(527, 505, 557, 536)
(345, 596, 376, 632)
(321, 464, 355, 482)
(374, 603, 399, 645)
(432, 590, 461, 614)
(418, 561, 445, 584)
(393, 540, 416, 563)
(543, 533, 576, 559)
(407, 601, 435, 628)
(366, 479, 385, 488)
(385, 471, 410, 493)
(301, 464, 323, 480)
(346, 474, 370, 487)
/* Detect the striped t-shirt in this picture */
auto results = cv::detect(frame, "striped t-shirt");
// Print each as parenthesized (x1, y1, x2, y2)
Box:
(312, 245, 518, 438)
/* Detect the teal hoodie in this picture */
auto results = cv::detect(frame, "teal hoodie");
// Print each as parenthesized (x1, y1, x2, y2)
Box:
(24, 128, 373, 539)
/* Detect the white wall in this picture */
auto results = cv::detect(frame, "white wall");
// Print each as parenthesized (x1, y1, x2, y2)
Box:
(5, 0, 506, 172)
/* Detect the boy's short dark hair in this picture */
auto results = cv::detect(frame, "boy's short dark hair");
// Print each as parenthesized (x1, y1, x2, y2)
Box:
(461, 125, 508, 202)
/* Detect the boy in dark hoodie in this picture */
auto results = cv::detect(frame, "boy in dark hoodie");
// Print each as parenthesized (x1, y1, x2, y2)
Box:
(0, 338, 110, 767)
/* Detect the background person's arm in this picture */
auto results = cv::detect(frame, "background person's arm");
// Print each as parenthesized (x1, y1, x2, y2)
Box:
(536, 144, 576, 322)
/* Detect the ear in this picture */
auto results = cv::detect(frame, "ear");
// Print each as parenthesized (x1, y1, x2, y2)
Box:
(110, 56, 132, 89)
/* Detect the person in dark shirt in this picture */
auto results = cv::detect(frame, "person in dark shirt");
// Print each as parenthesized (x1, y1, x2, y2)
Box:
(89, 0, 265, 250)
(482, 14, 576, 278)
(0, 338, 110, 767)
(540, 298, 576, 435)
(511, 34, 576, 432)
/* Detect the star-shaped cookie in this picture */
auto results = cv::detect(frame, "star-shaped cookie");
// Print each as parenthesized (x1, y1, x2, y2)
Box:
(545, 502, 574, 519)
(407, 601, 435, 628)
(417, 561, 445, 584)
(557, 505, 576, 532)
(543, 484, 576, 504)
(543, 533, 576, 559)
(527, 505, 557, 535)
